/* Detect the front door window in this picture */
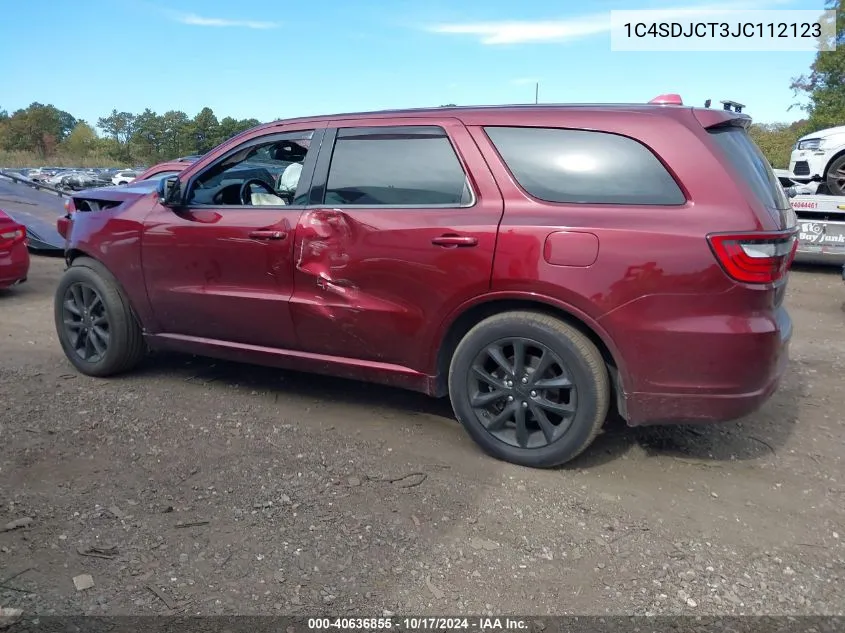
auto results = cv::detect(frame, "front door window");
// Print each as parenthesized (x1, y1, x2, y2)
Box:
(186, 131, 315, 207)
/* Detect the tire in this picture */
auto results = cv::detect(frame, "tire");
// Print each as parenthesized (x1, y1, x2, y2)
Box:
(54, 256, 145, 377)
(448, 311, 610, 468)
(825, 154, 845, 196)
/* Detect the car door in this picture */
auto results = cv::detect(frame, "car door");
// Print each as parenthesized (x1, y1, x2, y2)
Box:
(142, 125, 325, 349)
(290, 118, 504, 372)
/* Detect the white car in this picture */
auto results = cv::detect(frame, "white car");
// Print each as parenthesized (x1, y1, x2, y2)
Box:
(112, 170, 138, 186)
(788, 125, 845, 195)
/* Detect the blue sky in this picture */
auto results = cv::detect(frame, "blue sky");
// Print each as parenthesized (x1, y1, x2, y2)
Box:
(0, 0, 827, 128)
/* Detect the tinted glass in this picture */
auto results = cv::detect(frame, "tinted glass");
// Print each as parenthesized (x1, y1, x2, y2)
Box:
(484, 126, 685, 205)
(324, 126, 471, 206)
(708, 126, 791, 211)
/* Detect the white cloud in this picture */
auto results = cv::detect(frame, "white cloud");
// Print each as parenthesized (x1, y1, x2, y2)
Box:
(427, 0, 794, 44)
(173, 12, 279, 29)
(431, 15, 608, 44)
(511, 77, 542, 85)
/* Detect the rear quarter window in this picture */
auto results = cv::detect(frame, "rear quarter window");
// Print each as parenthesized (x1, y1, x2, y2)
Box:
(484, 126, 685, 205)
(707, 126, 791, 211)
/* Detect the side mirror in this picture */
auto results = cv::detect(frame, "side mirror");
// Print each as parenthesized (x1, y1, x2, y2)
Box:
(158, 175, 182, 207)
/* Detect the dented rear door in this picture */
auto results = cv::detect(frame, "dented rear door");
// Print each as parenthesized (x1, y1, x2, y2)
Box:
(289, 118, 504, 373)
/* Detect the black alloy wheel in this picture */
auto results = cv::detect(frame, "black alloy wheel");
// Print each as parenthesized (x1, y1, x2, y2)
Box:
(468, 337, 577, 449)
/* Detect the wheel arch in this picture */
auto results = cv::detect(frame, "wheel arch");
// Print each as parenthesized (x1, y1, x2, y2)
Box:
(63, 249, 146, 331)
(432, 295, 629, 419)
(823, 148, 845, 179)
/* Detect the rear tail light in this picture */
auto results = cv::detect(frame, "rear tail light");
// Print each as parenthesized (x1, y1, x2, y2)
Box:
(58, 197, 76, 240)
(0, 226, 26, 247)
(707, 230, 798, 284)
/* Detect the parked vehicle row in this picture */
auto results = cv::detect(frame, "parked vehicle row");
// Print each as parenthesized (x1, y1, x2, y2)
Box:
(54, 98, 797, 468)
(3, 157, 203, 195)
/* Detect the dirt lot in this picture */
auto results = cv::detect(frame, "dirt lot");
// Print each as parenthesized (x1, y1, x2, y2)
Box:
(1, 255, 844, 617)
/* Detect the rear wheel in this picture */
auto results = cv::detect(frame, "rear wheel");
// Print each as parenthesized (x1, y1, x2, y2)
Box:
(448, 311, 610, 468)
(826, 155, 845, 196)
(54, 257, 145, 377)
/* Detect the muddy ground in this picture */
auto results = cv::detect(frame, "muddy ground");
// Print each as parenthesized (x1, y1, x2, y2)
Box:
(1, 255, 844, 617)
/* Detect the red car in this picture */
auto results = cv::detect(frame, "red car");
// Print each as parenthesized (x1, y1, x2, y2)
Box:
(0, 210, 30, 289)
(53, 99, 797, 468)
(133, 158, 195, 183)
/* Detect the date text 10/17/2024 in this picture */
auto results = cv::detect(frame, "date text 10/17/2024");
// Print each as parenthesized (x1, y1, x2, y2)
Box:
(307, 617, 530, 630)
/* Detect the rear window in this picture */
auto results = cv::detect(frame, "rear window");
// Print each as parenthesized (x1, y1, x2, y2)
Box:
(707, 126, 791, 211)
(484, 126, 685, 205)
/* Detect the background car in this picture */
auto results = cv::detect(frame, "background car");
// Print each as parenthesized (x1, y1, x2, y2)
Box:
(0, 210, 30, 289)
(111, 170, 138, 186)
(789, 124, 845, 195)
(132, 158, 195, 183)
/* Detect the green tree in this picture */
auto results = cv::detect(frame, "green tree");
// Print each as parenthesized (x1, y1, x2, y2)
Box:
(97, 109, 136, 161)
(0, 102, 76, 157)
(790, 0, 845, 131)
(214, 116, 258, 145)
(130, 109, 165, 163)
(160, 110, 192, 159)
(192, 107, 220, 154)
(748, 121, 808, 168)
(60, 121, 99, 158)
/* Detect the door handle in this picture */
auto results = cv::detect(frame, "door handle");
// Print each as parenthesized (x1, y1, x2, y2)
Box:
(431, 235, 478, 247)
(249, 230, 287, 240)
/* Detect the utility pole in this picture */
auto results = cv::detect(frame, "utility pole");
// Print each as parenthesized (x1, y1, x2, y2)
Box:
(535, 82, 539, 104)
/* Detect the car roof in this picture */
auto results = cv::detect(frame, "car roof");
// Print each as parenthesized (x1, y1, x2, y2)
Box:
(249, 103, 746, 132)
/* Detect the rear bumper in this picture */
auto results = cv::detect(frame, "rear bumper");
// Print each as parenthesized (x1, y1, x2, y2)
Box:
(616, 306, 792, 427)
(0, 243, 31, 288)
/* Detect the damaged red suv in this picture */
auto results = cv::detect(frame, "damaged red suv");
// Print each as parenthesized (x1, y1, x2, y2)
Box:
(54, 99, 797, 468)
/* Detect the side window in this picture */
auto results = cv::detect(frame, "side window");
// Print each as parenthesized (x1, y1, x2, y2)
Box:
(484, 126, 685, 205)
(186, 130, 314, 207)
(323, 125, 472, 207)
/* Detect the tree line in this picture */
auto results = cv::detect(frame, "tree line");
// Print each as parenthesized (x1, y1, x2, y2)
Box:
(0, 104, 260, 167)
(1, 0, 842, 169)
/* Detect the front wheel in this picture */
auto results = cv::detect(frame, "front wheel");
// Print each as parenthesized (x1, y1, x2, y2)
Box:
(826, 155, 845, 196)
(54, 257, 146, 377)
(448, 311, 610, 468)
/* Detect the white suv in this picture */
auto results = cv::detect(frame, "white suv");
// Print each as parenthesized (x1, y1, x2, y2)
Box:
(111, 170, 138, 186)
(788, 125, 845, 195)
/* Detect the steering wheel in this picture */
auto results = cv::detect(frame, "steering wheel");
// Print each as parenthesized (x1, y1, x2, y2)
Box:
(239, 178, 277, 205)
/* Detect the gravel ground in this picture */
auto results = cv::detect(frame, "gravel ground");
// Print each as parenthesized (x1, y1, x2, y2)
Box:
(1, 256, 844, 617)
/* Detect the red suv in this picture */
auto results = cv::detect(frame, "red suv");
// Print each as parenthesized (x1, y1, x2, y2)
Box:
(54, 101, 797, 468)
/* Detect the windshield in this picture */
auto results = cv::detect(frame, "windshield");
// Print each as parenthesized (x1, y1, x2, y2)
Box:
(708, 126, 791, 211)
